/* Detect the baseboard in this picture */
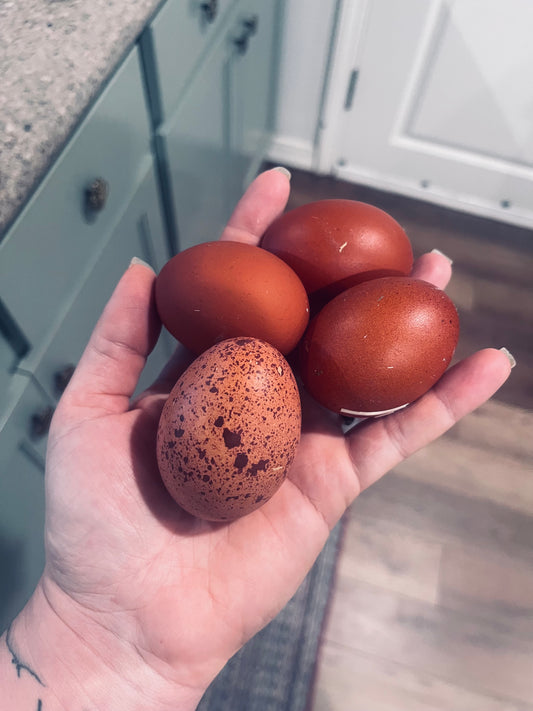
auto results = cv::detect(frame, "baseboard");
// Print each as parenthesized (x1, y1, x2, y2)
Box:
(266, 135, 315, 172)
(334, 164, 533, 230)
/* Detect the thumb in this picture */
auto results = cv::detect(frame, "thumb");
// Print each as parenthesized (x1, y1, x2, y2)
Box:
(58, 259, 161, 419)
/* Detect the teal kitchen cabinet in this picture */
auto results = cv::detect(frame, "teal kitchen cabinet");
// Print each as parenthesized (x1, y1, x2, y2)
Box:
(143, 0, 239, 125)
(0, 162, 171, 633)
(0, 0, 280, 631)
(0, 43, 173, 404)
(0, 47, 160, 357)
(0, 46, 172, 630)
(145, 0, 281, 251)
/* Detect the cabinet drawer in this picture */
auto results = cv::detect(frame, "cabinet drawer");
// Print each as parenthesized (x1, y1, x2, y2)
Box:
(25, 164, 173, 403)
(147, 0, 238, 121)
(0, 46, 152, 356)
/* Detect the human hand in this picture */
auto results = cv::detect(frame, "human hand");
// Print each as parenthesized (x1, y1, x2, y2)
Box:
(3, 168, 513, 711)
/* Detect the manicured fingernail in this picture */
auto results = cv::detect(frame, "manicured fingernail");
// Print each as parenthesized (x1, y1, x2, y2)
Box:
(129, 256, 153, 270)
(499, 347, 516, 369)
(431, 248, 453, 265)
(272, 166, 292, 181)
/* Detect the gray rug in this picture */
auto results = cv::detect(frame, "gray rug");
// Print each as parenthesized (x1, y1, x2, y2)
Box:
(197, 522, 343, 711)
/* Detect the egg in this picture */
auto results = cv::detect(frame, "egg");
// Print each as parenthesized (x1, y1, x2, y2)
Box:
(261, 199, 413, 310)
(299, 277, 459, 416)
(156, 337, 302, 521)
(155, 240, 309, 355)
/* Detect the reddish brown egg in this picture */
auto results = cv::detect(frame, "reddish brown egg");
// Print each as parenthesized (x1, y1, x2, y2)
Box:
(261, 199, 413, 310)
(299, 277, 459, 416)
(155, 241, 309, 355)
(156, 337, 301, 521)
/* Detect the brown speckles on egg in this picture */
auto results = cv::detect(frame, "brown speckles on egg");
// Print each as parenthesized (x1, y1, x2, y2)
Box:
(234, 453, 249, 469)
(156, 338, 302, 521)
(222, 428, 242, 449)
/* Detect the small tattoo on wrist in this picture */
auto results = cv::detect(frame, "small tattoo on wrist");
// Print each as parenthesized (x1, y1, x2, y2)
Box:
(5, 623, 45, 686)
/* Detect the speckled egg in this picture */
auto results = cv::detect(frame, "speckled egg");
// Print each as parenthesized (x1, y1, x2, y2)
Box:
(156, 337, 302, 521)
(299, 277, 459, 416)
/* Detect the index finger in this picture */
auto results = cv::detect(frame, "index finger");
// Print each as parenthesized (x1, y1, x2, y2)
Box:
(55, 260, 160, 421)
(220, 167, 291, 245)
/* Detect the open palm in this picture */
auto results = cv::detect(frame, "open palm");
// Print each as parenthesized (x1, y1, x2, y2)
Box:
(39, 168, 512, 704)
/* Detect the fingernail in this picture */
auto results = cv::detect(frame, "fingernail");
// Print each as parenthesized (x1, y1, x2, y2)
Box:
(272, 166, 292, 181)
(499, 347, 517, 369)
(431, 248, 453, 265)
(129, 256, 153, 270)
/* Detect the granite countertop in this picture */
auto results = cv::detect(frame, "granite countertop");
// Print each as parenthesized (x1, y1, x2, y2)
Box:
(0, 0, 164, 238)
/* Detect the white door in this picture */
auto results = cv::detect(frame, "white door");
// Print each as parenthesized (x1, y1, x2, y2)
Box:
(318, 0, 533, 228)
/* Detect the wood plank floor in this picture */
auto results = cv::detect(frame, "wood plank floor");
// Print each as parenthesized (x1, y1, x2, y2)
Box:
(280, 169, 533, 711)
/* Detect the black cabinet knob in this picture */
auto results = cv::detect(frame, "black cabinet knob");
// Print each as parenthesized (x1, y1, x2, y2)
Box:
(233, 14, 259, 55)
(233, 33, 249, 55)
(85, 177, 109, 212)
(242, 14, 258, 35)
(30, 406, 54, 439)
(54, 364, 76, 396)
(200, 0, 218, 23)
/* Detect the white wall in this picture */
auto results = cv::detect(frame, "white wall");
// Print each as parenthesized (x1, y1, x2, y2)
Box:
(268, 0, 338, 171)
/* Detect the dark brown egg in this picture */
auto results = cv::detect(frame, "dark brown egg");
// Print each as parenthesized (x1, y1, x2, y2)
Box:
(299, 277, 459, 416)
(261, 200, 413, 310)
(156, 338, 301, 521)
(155, 241, 309, 355)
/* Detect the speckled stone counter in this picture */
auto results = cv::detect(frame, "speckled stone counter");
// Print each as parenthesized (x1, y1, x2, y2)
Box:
(0, 0, 163, 237)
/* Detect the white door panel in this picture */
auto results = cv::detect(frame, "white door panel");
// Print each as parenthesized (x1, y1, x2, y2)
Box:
(406, 0, 533, 165)
(320, 0, 533, 227)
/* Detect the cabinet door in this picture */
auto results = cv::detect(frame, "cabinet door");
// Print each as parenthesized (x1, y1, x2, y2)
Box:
(228, 0, 280, 194)
(157, 0, 280, 252)
(320, 0, 533, 226)
(157, 37, 236, 252)
(0, 377, 49, 633)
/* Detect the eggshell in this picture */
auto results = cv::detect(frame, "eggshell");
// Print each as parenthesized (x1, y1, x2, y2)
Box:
(299, 277, 459, 415)
(156, 337, 302, 521)
(155, 241, 309, 355)
(261, 200, 413, 310)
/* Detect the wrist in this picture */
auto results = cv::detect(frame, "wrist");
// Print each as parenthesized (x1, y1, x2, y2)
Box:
(1, 579, 206, 711)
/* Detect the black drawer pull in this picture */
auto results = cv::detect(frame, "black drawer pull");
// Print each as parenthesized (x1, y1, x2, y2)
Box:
(233, 14, 259, 55)
(85, 177, 109, 213)
(30, 406, 55, 439)
(54, 364, 76, 396)
(242, 15, 258, 35)
(200, 0, 218, 23)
